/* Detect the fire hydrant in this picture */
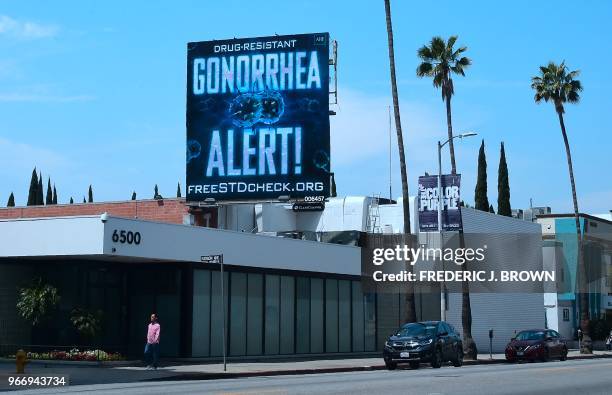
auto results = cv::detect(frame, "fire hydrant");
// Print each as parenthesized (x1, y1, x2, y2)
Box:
(15, 349, 27, 373)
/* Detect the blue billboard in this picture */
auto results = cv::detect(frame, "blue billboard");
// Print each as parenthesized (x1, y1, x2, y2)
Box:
(186, 33, 330, 201)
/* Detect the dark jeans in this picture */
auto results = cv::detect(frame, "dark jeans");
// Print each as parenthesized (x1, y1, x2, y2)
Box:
(144, 343, 159, 367)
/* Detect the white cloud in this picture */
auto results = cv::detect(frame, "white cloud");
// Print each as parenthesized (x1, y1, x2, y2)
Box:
(330, 87, 443, 167)
(0, 92, 94, 103)
(0, 137, 70, 174)
(0, 15, 58, 39)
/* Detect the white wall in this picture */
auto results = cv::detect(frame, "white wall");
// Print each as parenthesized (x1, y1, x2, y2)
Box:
(102, 216, 361, 275)
(254, 196, 372, 233)
(447, 293, 545, 353)
(445, 208, 545, 353)
(0, 216, 105, 257)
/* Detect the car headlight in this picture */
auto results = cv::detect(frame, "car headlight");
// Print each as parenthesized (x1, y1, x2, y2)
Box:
(419, 339, 433, 346)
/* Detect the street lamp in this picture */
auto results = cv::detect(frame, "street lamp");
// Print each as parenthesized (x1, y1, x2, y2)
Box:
(438, 131, 477, 321)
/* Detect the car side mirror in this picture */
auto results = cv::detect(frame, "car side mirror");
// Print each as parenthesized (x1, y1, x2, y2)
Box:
(511, 337, 516, 341)
(438, 331, 448, 337)
(545, 336, 552, 341)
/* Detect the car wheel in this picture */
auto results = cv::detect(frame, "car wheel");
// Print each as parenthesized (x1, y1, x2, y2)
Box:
(452, 347, 463, 367)
(560, 347, 568, 361)
(385, 360, 397, 370)
(431, 348, 442, 368)
(409, 361, 420, 369)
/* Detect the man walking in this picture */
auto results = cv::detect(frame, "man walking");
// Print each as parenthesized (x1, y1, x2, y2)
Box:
(144, 313, 160, 370)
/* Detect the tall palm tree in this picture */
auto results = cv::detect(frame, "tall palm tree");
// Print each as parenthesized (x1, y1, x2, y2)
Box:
(531, 61, 590, 353)
(384, 0, 416, 324)
(416, 36, 477, 359)
(416, 36, 471, 174)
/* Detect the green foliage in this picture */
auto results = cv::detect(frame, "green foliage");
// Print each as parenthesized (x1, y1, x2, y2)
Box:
(46, 178, 53, 205)
(416, 36, 471, 101)
(497, 142, 511, 216)
(16, 278, 60, 326)
(474, 140, 489, 211)
(588, 318, 611, 341)
(153, 184, 162, 199)
(489, 204, 495, 214)
(83, 196, 86, 203)
(131, 191, 137, 200)
(531, 61, 582, 114)
(330, 173, 337, 197)
(37, 173, 44, 205)
(24, 348, 123, 361)
(70, 308, 103, 340)
(69, 197, 74, 204)
(7, 192, 15, 207)
(176, 182, 182, 198)
(27, 167, 38, 206)
(52, 185, 57, 204)
(88, 185, 93, 203)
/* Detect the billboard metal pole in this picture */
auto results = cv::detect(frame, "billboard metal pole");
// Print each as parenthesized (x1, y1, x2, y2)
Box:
(220, 254, 226, 372)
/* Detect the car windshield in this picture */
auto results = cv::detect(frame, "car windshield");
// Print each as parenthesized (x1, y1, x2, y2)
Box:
(395, 323, 437, 337)
(515, 331, 545, 341)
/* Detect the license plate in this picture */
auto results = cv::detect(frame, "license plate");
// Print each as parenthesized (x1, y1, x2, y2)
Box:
(517, 351, 524, 356)
(400, 352, 410, 358)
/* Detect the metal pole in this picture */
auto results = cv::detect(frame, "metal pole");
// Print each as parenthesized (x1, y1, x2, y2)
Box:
(438, 141, 446, 321)
(388, 105, 392, 200)
(220, 254, 227, 372)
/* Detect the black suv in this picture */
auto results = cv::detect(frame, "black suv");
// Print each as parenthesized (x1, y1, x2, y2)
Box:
(383, 320, 463, 369)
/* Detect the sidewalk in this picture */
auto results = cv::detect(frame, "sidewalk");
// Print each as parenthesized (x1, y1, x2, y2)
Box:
(1, 350, 611, 386)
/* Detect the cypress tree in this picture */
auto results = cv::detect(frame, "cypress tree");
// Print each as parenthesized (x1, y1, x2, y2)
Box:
(474, 140, 489, 211)
(88, 185, 93, 203)
(45, 178, 53, 205)
(27, 167, 38, 206)
(70, 197, 74, 204)
(7, 192, 15, 207)
(497, 142, 511, 216)
(52, 185, 57, 204)
(489, 204, 495, 214)
(83, 196, 86, 203)
(153, 184, 162, 199)
(330, 172, 337, 197)
(176, 182, 182, 198)
(131, 191, 137, 200)
(37, 174, 44, 205)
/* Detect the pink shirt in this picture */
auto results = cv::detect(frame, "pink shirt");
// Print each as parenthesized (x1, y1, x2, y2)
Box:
(147, 322, 160, 344)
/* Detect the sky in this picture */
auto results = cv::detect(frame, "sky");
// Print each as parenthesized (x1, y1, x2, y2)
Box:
(0, 0, 610, 214)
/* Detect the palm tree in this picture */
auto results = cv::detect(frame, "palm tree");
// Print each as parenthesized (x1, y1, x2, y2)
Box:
(384, 0, 416, 323)
(416, 36, 471, 174)
(531, 61, 590, 353)
(417, 36, 477, 359)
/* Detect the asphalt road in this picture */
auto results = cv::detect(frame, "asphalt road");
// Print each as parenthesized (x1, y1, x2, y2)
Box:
(9, 358, 612, 395)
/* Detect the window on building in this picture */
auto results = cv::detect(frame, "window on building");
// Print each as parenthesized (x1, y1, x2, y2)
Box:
(563, 308, 570, 321)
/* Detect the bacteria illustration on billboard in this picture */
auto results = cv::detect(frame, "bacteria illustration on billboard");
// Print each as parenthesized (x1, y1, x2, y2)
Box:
(186, 33, 330, 201)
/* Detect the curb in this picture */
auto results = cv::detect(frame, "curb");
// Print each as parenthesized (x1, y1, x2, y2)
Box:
(144, 365, 386, 381)
(0, 358, 137, 367)
(142, 353, 612, 382)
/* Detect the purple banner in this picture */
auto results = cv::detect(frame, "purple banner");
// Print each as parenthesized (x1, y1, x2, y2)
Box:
(418, 174, 462, 231)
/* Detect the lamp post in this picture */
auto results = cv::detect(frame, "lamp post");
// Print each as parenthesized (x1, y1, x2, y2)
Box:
(438, 131, 477, 321)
